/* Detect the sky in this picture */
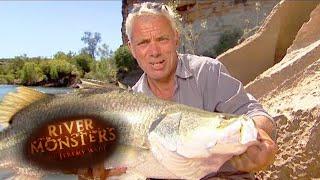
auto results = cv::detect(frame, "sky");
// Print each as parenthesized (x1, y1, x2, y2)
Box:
(0, 1, 123, 59)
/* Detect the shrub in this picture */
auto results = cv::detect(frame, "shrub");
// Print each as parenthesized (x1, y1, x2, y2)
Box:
(214, 28, 243, 56)
(114, 46, 137, 72)
(19, 62, 45, 85)
(0, 74, 15, 84)
(41, 60, 80, 80)
(72, 53, 94, 75)
(84, 58, 117, 81)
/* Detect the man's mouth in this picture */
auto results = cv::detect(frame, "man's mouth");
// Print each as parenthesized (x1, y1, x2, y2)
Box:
(150, 60, 165, 70)
(150, 60, 165, 65)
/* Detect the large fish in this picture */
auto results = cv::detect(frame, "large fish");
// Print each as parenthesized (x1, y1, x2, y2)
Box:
(0, 86, 258, 179)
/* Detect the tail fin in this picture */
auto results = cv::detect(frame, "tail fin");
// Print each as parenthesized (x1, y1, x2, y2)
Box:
(0, 86, 48, 128)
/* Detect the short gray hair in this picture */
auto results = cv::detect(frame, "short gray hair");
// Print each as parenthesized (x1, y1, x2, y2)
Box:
(125, 2, 178, 41)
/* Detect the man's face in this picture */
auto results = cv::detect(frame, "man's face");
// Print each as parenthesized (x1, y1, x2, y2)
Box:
(128, 15, 179, 82)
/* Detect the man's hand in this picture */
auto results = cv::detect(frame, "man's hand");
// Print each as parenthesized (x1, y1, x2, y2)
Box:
(229, 129, 277, 172)
(77, 163, 127, 180)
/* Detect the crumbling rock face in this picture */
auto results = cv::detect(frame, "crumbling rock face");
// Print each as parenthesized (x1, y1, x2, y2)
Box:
(245, 2, 320, 99)
(178, 0, 278, 56)
(218, 0, 319, 85)
(241, 2, 320, 179)
(287, 2, 320, 53)
(258, 107, 320, 179)
(254, 58, 320, 178)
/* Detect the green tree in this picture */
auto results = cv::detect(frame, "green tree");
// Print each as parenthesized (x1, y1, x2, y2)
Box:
(0, 74, 14, 84)
(114, 46, 137, 72)
(98, 43, 113, 59)
(81, 31, 101, 59)
(0, 63, 15, 84)
(72, 53, 94, 75)
(41, 59, 80, 80)
(53, 51, 73, 61)
(19, 62, 45, 85)
(85, 58, 117, 81)
(11, 57, 26, 78)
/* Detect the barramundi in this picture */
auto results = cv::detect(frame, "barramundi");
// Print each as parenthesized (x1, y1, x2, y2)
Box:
(0, 86, 258, 179)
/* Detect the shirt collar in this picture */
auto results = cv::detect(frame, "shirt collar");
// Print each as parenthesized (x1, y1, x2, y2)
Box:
(140, 73, 156, 97)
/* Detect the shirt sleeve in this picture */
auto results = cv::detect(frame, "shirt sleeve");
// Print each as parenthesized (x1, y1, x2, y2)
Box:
(208, 61, 274, 122)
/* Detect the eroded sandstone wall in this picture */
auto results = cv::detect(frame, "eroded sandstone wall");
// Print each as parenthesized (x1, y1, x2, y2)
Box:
(245, 1, 320, 98)
(244, 3, 320, 178)
(218, 0, 319, 85)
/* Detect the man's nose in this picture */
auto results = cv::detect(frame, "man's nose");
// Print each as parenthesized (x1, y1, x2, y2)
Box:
(148, 41, 161, 57)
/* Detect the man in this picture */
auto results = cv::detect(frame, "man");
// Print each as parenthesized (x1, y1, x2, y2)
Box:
(128, 2, 277, 179)
(80, 2, 277, 179)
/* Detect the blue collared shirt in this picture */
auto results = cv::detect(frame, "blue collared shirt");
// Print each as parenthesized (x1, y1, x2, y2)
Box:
(133, 54, 273, 121)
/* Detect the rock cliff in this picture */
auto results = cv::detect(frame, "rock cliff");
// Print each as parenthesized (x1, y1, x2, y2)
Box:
(218, 0, 319, 84)
(241, 1, 320, 179)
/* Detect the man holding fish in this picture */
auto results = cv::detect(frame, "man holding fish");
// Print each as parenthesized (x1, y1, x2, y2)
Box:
(80, 2, 277, 179)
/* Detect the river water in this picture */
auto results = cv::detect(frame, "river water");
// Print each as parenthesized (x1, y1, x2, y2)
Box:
(0, 85, 77, 179)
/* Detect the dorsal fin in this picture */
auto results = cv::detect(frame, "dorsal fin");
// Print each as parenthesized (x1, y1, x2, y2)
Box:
(0, 86, 48, 128)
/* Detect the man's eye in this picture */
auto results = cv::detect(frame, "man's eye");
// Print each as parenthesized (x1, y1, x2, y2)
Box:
(137, 41, 147, 46)
(159, 38, 169, 42)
